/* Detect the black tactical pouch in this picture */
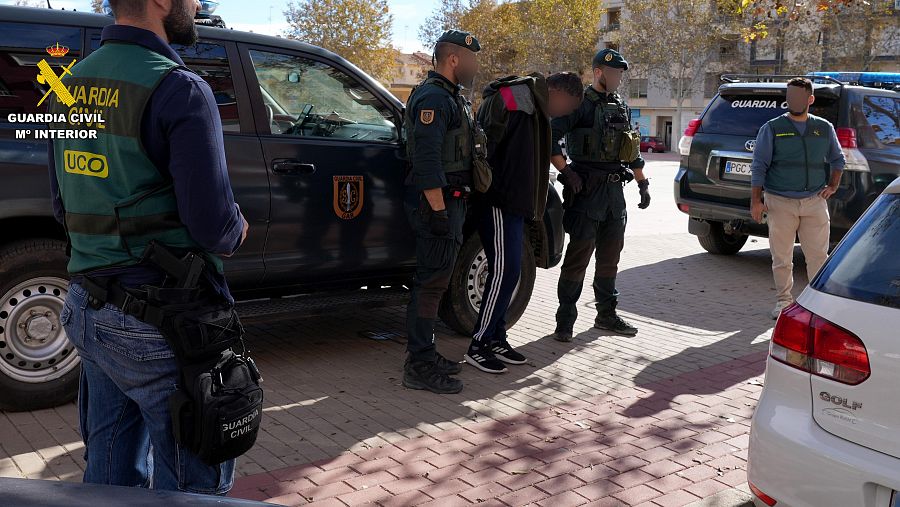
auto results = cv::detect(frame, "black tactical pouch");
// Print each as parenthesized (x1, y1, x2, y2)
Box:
(139, 241, 264, 466)
(169, 348, 264, 466)
(472, 125, 493, 193)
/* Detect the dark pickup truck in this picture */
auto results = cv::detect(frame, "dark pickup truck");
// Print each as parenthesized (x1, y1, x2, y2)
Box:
(0, 6, 565, 411)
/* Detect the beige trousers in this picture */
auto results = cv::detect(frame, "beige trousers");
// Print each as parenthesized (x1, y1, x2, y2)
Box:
(765, 192, 830, 303)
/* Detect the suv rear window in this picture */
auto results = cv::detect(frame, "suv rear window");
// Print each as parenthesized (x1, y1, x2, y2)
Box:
(812, 193, 900, 309)
(701, 93, 839, 137)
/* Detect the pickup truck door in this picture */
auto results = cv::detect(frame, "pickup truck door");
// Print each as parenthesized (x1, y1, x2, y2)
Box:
(238, 43, 414, 288)
(85, 31, 269, 291)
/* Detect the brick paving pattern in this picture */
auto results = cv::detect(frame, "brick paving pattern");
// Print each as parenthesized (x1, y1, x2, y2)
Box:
(1, 156, 813, 505)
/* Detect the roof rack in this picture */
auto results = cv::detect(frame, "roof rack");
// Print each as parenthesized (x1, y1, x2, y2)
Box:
(719, 74, 844, 86)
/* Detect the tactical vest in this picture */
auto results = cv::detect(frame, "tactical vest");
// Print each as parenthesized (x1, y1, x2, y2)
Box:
(566, 87, 639, 164)
(48, 42, 224, 275)
(405, 76, 475, 174)
(765, 115, 831, 193)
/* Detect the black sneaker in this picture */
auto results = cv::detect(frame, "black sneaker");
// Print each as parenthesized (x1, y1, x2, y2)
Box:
(464, 345, 508, 374)
(491, 340, 527, 365)
(435, 353, 463, 375)
(552, 329, 573, 342)
(403, 359, 464, 394)
(594, 314, 638, 336)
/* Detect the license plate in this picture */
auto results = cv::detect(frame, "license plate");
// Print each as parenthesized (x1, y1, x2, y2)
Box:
(723, 160, 752, 180)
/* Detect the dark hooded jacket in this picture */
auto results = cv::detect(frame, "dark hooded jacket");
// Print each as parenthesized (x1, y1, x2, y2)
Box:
(475, 74, 552, 220)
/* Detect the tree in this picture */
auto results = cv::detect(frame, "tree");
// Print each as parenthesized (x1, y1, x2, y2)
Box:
(284, 0, 399, 84)
(457, 0, 526, 98)
(13, 0, 45, 6)
(613, 0, 745, 137)
(736, 0, 899, 72)
(92, 0, 105, 13)
(522, 0, 605, 76)
(420, 0, 465, 50)
(418, 0, 601, 101)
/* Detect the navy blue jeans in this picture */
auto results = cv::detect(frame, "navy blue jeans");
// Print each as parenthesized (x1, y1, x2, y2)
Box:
(471, 205, 524, 344)
(61, 282, 234, 493)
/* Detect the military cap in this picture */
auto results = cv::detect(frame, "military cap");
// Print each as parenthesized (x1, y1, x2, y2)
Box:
(436, 29, 481, 53)
(592, 48, 629, 70)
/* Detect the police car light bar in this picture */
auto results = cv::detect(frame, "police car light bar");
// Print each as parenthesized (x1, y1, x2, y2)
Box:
(808, 72, 900, 90)
(719, 74, 844, 87)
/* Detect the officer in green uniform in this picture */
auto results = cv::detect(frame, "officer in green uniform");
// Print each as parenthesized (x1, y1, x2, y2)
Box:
(402, 30, 481, 394)
(46, 0, 249, 493)
(550, 48, 650, 342)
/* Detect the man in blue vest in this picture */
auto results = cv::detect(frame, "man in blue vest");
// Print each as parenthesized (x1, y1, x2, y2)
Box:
(47, 0, 248, 493)
(750, 77, 846, 320)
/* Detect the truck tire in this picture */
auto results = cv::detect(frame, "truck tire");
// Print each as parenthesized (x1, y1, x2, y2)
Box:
(439, 232, 537, 336)
(0, 239, 79, 411)
(697, 222, 748, 255)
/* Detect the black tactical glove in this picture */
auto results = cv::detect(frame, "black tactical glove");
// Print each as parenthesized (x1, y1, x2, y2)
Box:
(429, 209, 450, 236)
(637, 179, 650, 209)
(558, 165, 584, 194)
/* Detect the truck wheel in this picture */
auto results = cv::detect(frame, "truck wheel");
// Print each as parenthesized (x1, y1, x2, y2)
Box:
(0, 239, 79, 411)
(697, 222, 748, 255)
(439, 233, 537, 336)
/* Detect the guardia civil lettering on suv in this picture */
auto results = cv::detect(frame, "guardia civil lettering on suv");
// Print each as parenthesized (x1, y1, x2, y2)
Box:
(675, 73, 899, 255)
(0, 5, 566, 411)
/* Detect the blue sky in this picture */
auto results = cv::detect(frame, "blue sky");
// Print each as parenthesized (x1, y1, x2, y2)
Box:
(4, 0, 435, 52)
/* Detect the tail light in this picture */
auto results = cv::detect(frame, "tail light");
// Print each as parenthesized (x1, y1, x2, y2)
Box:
(835, 127, 870, 172)
(836, 127, 857, 148)
(770, 303, 870, 385)
(678, 119, 701, 156)
(749, 482, 777, 506)
(677, 203, 690, 214)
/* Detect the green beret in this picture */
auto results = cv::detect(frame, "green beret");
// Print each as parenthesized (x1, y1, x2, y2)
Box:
(592, 48, 629, 70)
(436, 29, 481, 53)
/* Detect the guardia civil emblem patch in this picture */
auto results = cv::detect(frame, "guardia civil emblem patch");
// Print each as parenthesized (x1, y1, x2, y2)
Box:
(465, 35, 474, 46)
(333, 176, 364, 220)
(420, 109, 435, 125)
(604, 52, 613, 62)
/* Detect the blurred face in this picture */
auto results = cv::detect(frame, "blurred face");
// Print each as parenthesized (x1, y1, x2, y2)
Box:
(548, 88, 582, 118)
(451, 48, 479, 89)
(786, 84, 814, 117)
(163, 0, 200, 45)
(594, 65, 624, 92)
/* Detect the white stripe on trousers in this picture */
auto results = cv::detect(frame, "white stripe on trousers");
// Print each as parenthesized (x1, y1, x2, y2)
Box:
(474, 206, 504, 341)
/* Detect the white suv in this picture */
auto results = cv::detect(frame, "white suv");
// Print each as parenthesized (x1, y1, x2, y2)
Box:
(748, 176, 900, 507)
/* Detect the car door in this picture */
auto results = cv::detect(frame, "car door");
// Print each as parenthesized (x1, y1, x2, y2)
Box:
(238, 44, 414, 287)
(85, 31, 270, 290)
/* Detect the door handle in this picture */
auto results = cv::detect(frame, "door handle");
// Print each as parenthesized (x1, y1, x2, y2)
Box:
(272, 160, 316, 175)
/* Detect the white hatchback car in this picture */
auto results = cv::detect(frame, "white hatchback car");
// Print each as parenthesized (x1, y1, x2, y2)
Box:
(748, 177, 900, 507)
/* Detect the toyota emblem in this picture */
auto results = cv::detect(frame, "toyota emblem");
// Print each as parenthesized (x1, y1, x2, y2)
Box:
(745, 139, 756, 152)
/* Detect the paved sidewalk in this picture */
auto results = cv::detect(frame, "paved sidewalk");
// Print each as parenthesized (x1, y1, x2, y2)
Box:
(1, 158, 803, 505)
(230, 351, 766, 507)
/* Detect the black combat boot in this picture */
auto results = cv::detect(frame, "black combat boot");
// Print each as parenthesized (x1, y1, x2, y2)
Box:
(435, 352, 463, 375)
(594, 312, 638, 336)
(403, 358, 464, 394)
